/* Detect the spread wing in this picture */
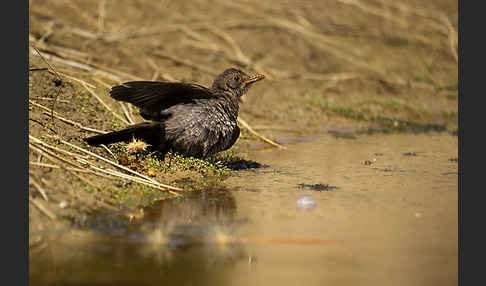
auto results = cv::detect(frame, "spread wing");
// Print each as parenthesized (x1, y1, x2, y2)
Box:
(110, 81, 216, 120)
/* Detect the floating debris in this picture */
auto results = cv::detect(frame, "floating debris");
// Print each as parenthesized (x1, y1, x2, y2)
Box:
(298, 183, 339, 191)
(296, 195, 317, 211)
(403, 152, 418, 156)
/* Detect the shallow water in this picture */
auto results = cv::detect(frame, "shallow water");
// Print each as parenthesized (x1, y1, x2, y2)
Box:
(30, 133, 458, 286)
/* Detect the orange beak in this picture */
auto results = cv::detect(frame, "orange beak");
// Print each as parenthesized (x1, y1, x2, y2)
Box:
(243, 74, 265, 86)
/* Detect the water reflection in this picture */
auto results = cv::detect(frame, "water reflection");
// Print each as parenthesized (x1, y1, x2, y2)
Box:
(30, 191, 247, 286)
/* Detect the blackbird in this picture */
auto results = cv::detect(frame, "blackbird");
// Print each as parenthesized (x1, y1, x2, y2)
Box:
(84, 68, 265, 158)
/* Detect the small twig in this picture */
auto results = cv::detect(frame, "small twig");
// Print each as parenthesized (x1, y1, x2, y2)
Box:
(29, 68, 49, 72)
(29, 143, 81, 169)
(30, 142, 116, 181)
(29, 176, 49, 201)
(119, 102, 136, 124)
(29, 196, 57, 221)
(92, 77, 114, 89)
(29, 135, 89, 160)
(29, 44, 122, 82)
(50, 70, 97, 89)
(89, 164, 181, 196)
(28, 118, 58, 134)
(41, 111, 106, 134)
(31, 45, 64, 122)
(29, 161, 91, 173)
(31, 46, 62, 82)
(81, 82, 130, 125)
(238, 118, 286, 149)
(29, 100, 62, 115)
(31, 97, 70, 103)
(29, 99, 104, 133)
(88, 61, 145, 81)
(100, 144, 117, 160)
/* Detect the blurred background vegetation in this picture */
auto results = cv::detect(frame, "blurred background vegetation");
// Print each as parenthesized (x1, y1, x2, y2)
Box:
(29, 0, 458, 134)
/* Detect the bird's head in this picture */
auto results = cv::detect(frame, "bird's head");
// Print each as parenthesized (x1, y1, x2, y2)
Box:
(212, 68, 265, 98)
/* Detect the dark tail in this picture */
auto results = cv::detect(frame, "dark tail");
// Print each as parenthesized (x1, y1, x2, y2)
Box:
(84, 122, 163, 146)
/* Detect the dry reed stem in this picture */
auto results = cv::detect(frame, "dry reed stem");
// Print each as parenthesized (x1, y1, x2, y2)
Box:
(238, 118, 286, 149)
(30, 44, 98, 88)
(119, 102, 136, 124)
(29, 196, 57, 221)
(219, 1, 426, 83)
(336, 0, 448, 49)
(81, 82, 130, 125)
(59, 139, 183, 192)
(29, 143, 82, 169)
(31, 45, 65, 120)
(92, 77, 114, 89)
(100, 144, 118, 160)
(29, 100, 105, 134)
(29, 176, 49, 201)
(51, 70, 97, 89)
(29, 135, 89, 160)
(30, 147, 120, 210)
(146, 58, 177, 82)
(152, 51, 219, 76)
(41, 111, 106, 134)
(29, 100, 62, 116)
(29, 40, 134, 82)
(31, 135, 179, 196)
(205, 26, 269, 77)
(31, 97, 70, 103)
(89, 61, 145, 81)
(88, 165, 180, 197)
(29, 161, 91, 173)
(33, 50, 94, 72)
(220, 2, 367, 64)
(31, 46, 62, 82)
